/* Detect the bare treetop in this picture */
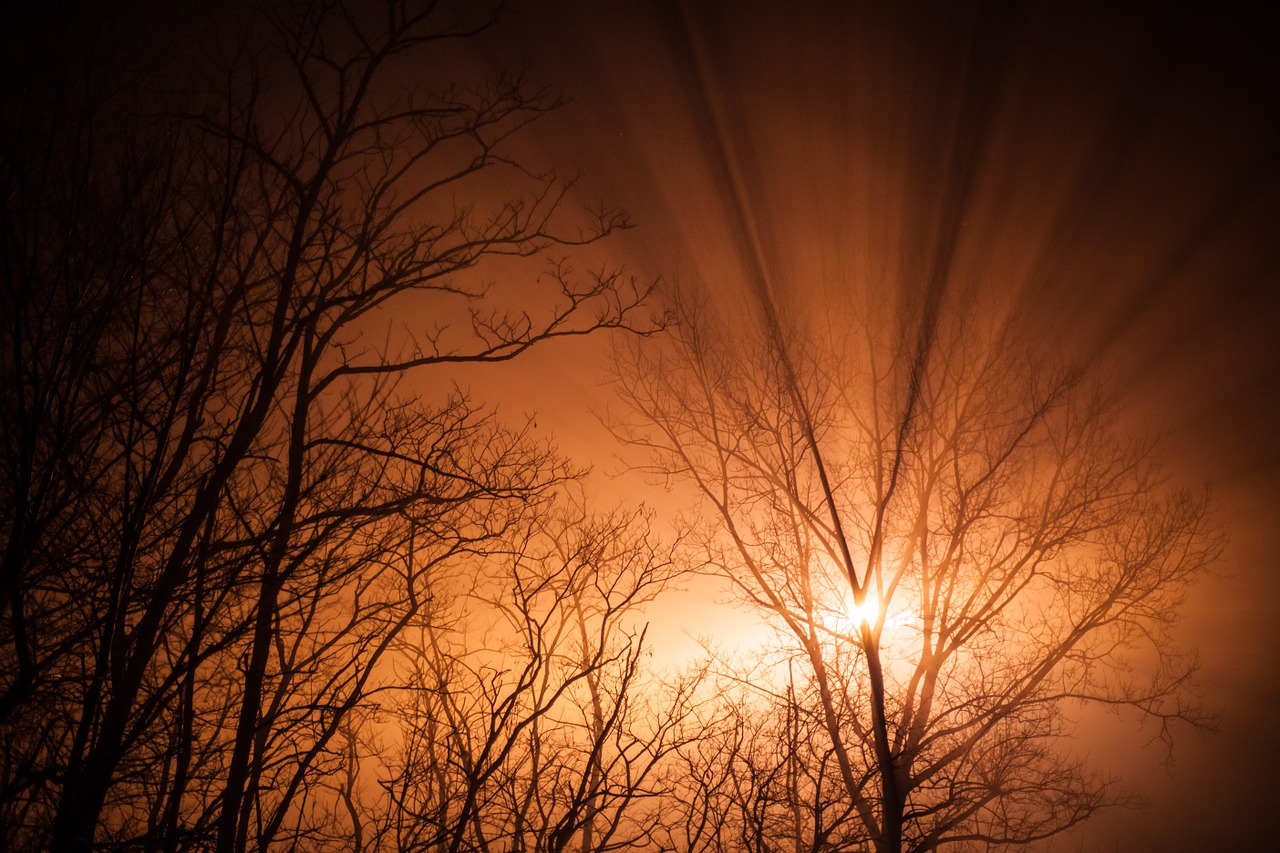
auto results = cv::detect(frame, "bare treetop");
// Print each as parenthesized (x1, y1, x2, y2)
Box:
(613, 286, 1223, 852)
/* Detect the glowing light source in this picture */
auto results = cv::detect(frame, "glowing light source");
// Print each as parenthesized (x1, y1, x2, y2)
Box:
(833, 593, 912, 637)
(844, 596, 880, 629)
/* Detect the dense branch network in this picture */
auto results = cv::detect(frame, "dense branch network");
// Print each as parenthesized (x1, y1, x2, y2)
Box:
(613, 290, 1221, 853)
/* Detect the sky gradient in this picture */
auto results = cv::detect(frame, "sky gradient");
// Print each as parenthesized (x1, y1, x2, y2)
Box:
(459, 2, 1280, 849)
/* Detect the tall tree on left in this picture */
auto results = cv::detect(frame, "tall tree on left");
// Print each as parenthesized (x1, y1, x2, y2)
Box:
(0, 3, 659, 850)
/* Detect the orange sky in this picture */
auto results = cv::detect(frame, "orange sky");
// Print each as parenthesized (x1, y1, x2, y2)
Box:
(424, 3, 1280, 849)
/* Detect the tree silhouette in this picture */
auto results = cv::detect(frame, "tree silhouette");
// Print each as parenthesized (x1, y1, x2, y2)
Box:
(3, 2, 1229, 851)
(614, 291, 1223, 853)
(0, 2, 665, 850)
(372, 501, 704, 853)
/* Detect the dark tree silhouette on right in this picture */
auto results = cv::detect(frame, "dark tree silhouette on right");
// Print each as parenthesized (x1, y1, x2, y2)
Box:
(614, 289, 1224, 853)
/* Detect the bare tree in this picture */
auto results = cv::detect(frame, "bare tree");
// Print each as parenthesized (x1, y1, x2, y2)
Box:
(370, 500, 703, 853)
(0, 2, 663, 850)
(614, 290, 1223, 853)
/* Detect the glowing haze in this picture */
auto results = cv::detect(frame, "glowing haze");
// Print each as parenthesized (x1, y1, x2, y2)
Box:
(447, 2, 1280, 850)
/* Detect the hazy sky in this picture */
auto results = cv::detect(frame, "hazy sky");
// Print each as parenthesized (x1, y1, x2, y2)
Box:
(443, 2, 1280, 849)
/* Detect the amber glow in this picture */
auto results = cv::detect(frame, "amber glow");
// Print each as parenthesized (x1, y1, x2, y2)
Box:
(841, 594, 879, 631)
(832, 592, 914, 639)
(1, 2, 1273, 852)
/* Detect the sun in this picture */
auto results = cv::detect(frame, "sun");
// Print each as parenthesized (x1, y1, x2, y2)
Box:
(835, 594, 881, 633)
(850, 597, 880, 626)
(832, 592, 914, 638)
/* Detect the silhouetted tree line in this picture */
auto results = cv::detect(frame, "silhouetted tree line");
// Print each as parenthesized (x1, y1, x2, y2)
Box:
(1, 3, 1221, 852)
(0, 2, 693, 850)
